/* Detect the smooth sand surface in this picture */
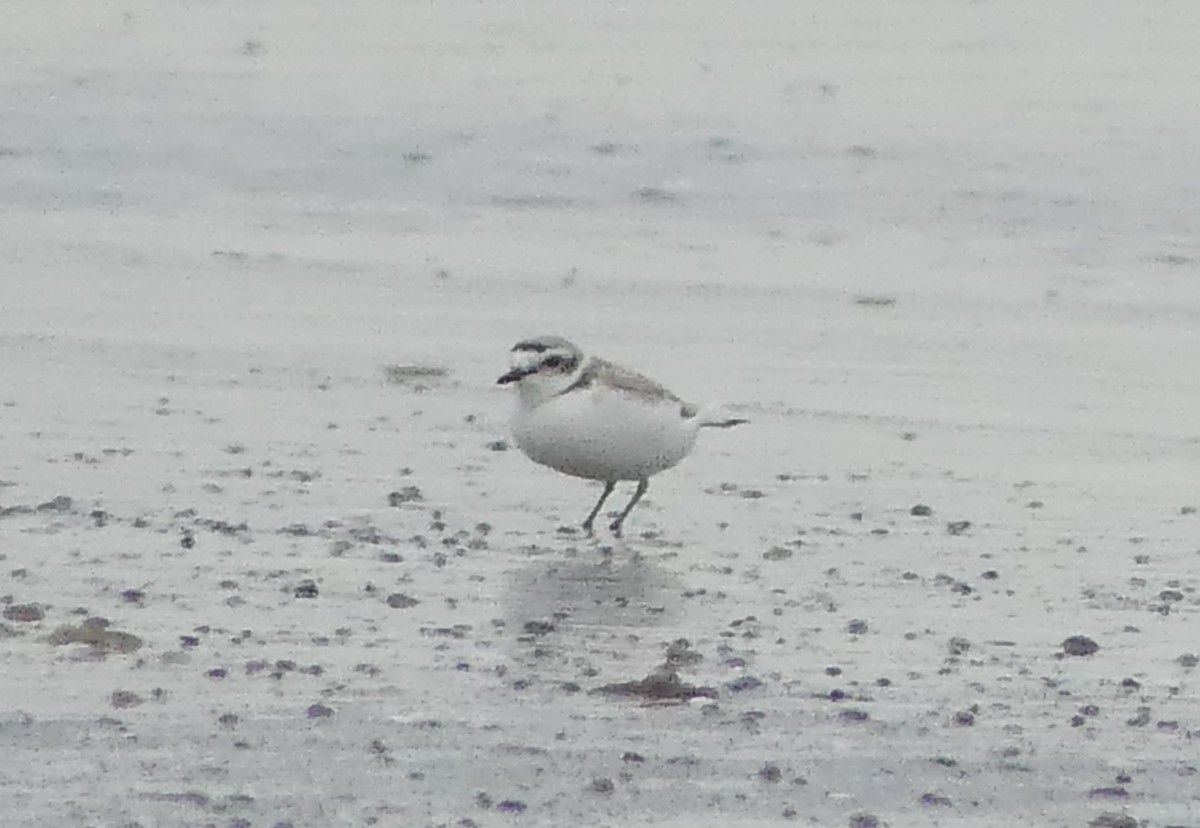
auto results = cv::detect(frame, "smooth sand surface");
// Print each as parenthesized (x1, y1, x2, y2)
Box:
(2, 2, 1199, 826)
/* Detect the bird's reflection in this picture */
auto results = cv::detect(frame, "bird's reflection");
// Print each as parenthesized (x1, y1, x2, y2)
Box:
(505, 546, 680, 631)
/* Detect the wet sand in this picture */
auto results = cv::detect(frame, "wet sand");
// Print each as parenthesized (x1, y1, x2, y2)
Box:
(2, 2, 1199, 825)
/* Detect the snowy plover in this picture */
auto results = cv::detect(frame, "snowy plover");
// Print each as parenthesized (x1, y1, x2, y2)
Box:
(498, 335, 746, 536)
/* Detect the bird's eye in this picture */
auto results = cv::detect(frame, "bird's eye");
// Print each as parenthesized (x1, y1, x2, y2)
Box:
(543, 356, 563, 369)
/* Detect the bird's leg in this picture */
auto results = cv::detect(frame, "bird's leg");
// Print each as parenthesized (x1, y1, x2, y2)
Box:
(609, 478, 649, 537)
(582, 481, 616, 535)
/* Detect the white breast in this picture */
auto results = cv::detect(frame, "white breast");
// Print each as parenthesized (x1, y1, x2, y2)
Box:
(512, 384, 699, 482)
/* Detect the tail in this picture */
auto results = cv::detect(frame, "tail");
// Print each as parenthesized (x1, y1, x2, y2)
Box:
(699, 417, 748, 429)
(686, 402, 748, 429)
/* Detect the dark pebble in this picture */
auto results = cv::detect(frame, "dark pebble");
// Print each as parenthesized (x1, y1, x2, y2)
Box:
(1061, 635, 1099, 656)
(2, 604, 44, 623)
(388, 486, 424, 506)
(110, 690, 142, 709)
(726, 676, 764, 693)
(306, 704, 333, 718)
(293, 580, 319, 599)
(948, 637, 971, 655)
(758, 763, 782, 782)
(1088, 816, 1138, 828)
(589, 777, 615, 794)
(37, 495, 74, 512)
(910, 504, 933, 517)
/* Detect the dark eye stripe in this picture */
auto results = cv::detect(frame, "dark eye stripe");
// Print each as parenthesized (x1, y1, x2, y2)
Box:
(543, 356, 563, 368)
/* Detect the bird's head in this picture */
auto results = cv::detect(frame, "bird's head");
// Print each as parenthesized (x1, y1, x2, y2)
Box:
(497, 335, 584, 406)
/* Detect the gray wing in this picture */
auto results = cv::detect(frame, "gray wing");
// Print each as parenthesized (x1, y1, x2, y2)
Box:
(562, 358, 698, 418)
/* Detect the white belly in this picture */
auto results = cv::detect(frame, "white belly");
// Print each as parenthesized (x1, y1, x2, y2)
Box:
(512, 388, 698, 482)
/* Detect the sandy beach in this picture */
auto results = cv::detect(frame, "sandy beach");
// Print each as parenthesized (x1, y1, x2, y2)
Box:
(2, 1, 1199, 825)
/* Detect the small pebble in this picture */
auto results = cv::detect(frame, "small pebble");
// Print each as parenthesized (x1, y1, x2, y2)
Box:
(110, 690, 142, 709)
(387, 593, 420, 609)
(2, 604, 44, 623)
(388, 486, 424, 506)
(589, 777, 615, 794)
(758, 763, 782, 783)
(1061, 635, 1099, 656)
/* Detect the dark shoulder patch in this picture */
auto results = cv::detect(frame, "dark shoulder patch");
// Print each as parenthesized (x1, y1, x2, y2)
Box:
(556, 358, 602, 396)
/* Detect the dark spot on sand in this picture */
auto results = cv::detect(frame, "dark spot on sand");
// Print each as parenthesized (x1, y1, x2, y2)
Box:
(1061, 635, 1099, 656)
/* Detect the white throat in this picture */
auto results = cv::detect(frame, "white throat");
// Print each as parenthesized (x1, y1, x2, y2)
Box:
(515, 368, 580, 411)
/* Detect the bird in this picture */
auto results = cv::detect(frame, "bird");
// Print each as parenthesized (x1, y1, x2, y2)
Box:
(497, 335, 746, 536)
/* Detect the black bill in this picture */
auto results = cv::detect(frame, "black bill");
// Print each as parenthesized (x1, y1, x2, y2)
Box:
(497, 365, 537, 385)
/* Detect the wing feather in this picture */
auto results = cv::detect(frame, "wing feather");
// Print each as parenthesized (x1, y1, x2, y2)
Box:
(560, 358, 698, 418)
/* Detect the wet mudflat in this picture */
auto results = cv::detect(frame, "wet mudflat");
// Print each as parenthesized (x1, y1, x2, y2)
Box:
(2, 1, 1199, 826)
